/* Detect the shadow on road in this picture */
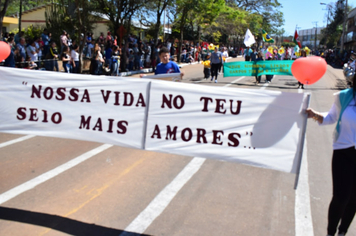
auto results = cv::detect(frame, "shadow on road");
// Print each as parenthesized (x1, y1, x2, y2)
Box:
(0, 206, 152, 236)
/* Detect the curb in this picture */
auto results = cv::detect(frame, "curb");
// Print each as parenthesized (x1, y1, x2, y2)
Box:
(118, 62, 200, 77)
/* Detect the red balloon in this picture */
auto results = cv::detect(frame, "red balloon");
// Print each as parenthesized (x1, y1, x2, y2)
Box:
(291, 56, 327, 85)
(0, 41, 11, 62)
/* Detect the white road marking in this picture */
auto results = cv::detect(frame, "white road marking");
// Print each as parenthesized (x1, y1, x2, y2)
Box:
(0, 144, 112, 205)
(295, 140, 314, 236)
(224, 76, 245, 87)
(295, 88, 314, 235)
(120, 157, 206, 235)
(0, 135, 36, 149)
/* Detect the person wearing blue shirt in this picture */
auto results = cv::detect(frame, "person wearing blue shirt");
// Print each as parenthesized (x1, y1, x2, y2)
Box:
(244, 46, 252, 61)
(210, 47, 223, 83)
(4, 38, 15, 67)
(155, 47, 183, 78)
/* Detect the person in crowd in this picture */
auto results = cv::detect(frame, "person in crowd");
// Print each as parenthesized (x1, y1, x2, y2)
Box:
(26, 39, 39, 69)
(14, 31, 24, 45)
(221, 47, 229, 72)
(24, 56, 37, 70)
(265, 56, 274, 83)
(139, 43, 145, 69)
(255, 51, 264, 84)
(111, 45, 120, 76)
(71, 44, 80, 73)
(132, 43, 140, 70)
(113, 36, 118, 46)
(61, 46, 71, 73)
(41, 29, 50, 57)
(151, 43, 158, 72)
(60, 30, 68, 55)
(104, 42, 113, 73)
(17, 37, 27, 67)
(297, 50, 306, 89)
(97, 32, 105, 52)
(128, 50, 134, 71)
(181, 46, 187, 62)
(154, 46, 183, 78)
(244, 46, 252, 61)
(4, 38, 16, 67)
(347, 52, 356, 71)
(106, 32, 112, 43)
(306, 74, 356, 236)
(67, 34, 72, 48)
(210, 47, 223, 83)
(35, 36, 43, 63)
(45, 41, 59, 71)
(93, 43, 104, 75)
(86, 32, 94, 58)
(2, 32, 9, 42)
(203, 53, 211, 80)
(250, 47, 257, 62)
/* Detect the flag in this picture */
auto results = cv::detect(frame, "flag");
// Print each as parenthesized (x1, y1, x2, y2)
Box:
(244, 29, 256, 47)
(262, 29, 275, 43)
(293, 30, 302, 48)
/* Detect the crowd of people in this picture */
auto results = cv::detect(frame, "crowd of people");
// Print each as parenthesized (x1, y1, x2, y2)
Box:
(0, 28, 236, 76)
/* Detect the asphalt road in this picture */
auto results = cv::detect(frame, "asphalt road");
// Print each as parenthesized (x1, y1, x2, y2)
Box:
(0, 57, 354, 236)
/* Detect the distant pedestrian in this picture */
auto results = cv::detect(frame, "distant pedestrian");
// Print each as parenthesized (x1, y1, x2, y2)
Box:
(210, 47, 223, 83)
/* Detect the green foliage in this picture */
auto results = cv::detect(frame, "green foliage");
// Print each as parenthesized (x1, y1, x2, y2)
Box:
(281, 42, 295, 48)
(5, 0, 49, 16)
(45, 3, 75, 46)
(9, 25, 43, 40)
(24, 24, 44, 39)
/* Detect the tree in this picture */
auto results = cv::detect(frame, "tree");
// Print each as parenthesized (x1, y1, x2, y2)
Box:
(45, 0, 97, 72)
(139, 0, 171, 45)
(227, 0, 284, 35)
(95, 0, 145, 71)
(0, 0, 11, 38)
(5, 0, 48, 16)
(189, 0, 225, 44)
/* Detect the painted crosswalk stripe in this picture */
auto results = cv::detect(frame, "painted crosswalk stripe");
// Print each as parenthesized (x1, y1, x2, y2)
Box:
(0, 135, 36, 149)
(0, 144, 112, 205)
(120, 157, 206, 235)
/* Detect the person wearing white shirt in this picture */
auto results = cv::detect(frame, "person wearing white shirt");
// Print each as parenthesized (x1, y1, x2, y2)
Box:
(306, 76, 356, 236)
(26, 40, 38, 68)
(71, 45, 80, 73)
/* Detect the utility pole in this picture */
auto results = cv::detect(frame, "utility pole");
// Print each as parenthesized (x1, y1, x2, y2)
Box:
(313, 21, 318, 51)
(341, 0, 348, 52)
(18, 0, 23, 33)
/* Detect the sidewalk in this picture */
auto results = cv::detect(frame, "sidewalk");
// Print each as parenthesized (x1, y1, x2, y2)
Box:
(118, 61, 201, 77)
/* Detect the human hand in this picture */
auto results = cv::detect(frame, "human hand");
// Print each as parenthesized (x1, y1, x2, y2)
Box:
(305, 108, 316, 118)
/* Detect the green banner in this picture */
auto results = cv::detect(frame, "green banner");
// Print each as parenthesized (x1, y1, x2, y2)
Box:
(224, 60, 294, 77)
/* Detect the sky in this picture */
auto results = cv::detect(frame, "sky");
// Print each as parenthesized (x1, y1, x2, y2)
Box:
(278, 0, 356, 36)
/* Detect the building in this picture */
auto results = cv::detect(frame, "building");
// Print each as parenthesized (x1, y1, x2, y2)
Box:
(2, 16, 18, 33)
(344, 7, 356, 51)
(5, 4, 110, 38)
(298, 27, 325, 49)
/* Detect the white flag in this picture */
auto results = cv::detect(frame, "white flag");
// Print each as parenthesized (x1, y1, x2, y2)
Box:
(244, 29, 256, 47)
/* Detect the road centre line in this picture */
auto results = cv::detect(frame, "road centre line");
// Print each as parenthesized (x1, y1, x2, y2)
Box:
(0, 144, 112, 205)
(0, 135, 36, 149)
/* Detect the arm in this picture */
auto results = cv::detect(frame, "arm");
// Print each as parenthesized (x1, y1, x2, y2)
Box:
(306, 101, 339, 125)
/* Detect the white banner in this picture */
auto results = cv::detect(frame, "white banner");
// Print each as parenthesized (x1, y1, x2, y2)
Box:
(0, 67, 150, 149)
(0, 67, 308, 173)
